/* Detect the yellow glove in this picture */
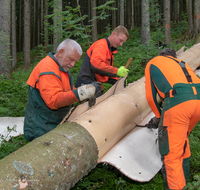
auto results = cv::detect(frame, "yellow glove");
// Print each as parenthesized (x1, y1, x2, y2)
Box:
(117, 66, 129, 77)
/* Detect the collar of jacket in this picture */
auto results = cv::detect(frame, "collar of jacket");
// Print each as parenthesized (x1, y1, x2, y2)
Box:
(105, 37, 117, 53)
(48, 52, 69, 73)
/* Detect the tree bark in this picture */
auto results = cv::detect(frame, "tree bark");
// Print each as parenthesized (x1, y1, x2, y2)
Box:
(32, 0, 36, 49)
(41, 0, 44, 45)
(112, 1, 116, 29)
(126, 0, 132, 29)
(188, 0, 193, 37)
(0, 122, 98, 189)
(194, 0, 200, 35)
(18, 0, 22, 52)
(12, 0, 17, 70)
(164, 0, 171, 44)
(91, 0, 98, 42)
(53, 0, 62, 51)
(131, 0, 134, 29)
(24, 0, 31, 68)
(174, 0, 179, 22)
(0, 0, 11, 76)
(37, 0, 41, 46)
(141, 0, 151, 45)
(44, 0, 49, 52)
(120, 0, 124, 26)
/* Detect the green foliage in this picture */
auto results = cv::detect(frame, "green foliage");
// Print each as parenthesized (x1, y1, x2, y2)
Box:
(184, 174, 200, 190)
(45, 5, 90, 43)
(0, 126, 28, 159)
(90, 1, 117, 22)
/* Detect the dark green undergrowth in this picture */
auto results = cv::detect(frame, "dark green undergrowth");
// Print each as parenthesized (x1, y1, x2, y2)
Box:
(1, 21, 200, 189)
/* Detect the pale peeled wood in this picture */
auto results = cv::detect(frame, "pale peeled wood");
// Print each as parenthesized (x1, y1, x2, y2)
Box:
(178, 43, 200, 70)
(70, 76, 151, 160)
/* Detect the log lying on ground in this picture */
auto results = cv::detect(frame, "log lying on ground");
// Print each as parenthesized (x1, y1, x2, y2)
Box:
(1, 43, 200, 189)
(0, 123, 98, 189)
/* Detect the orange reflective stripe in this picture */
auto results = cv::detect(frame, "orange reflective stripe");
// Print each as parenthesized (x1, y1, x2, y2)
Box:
(192, 86, 197, 95)
(169, 89, 174, 98)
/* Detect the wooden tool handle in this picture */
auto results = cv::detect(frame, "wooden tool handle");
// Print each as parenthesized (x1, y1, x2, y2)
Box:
(125, 57, 133, 69)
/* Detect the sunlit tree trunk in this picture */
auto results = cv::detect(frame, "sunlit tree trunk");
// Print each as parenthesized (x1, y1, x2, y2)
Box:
(0, 0, 11, 76)
(194, 0, 200, 35)
(164, 0, 171, 43)
(12, 0, 17, 70)
(24, 0, 31, 68)
(141, 0, 150, 45)
(120, 0, 124, 26)
(91, 0, 98, 42)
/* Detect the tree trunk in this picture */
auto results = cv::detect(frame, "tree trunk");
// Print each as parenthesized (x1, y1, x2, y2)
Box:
(32, 0, 36, 49)
(164, 0, 171, 44)
(91, 0, 98, 42)
(188, 0, 193, 37)
(0, 122, 98, 189)
(126, 0, 132, 29)
(174, 0, 179, 22)
(41, 0, 44, 45)
(44, 0, 49, 52)
(24, 0, 31, 68)
(0, 0, 11, 76)
(12, 0, 17, 70)
(120, 0, 124, 26)
(37, 0, 41, 46)
(141, 0, 150, 45)
(194, 0, 200, 35)
(112, 1, 116, 29)
(18, 0, 22, 52)
(53, 0, 62, 51)
(131, 0, 134, 29)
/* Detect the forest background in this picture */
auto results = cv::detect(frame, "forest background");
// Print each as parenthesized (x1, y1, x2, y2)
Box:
(1, 0, 200, 189)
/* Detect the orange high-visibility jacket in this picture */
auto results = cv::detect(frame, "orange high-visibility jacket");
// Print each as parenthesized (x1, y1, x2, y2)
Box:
(76, 37, 119, 86)
(145, 55, 200, 118)
(27, 52, 79, 110)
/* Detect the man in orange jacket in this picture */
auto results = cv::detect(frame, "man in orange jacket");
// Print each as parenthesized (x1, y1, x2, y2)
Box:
(24, 39, 103, 142)
(75, 25, 129, 96)
(145, 48, 200, 190)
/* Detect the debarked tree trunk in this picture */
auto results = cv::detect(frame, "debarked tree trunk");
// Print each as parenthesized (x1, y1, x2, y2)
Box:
(0, 122, 98, 190)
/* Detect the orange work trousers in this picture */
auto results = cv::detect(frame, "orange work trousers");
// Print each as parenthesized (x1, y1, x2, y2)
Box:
(159, 99, 200, 190)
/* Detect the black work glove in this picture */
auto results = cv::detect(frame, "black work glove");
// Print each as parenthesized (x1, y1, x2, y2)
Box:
(124, 79, 127, 87)
(88, 96, 96, 107)
(91, 82, 104, 95)
(147, 116, 160, 129)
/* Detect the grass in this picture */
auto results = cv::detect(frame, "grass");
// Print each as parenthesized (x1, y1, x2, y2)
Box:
(1, 20, 200, 189)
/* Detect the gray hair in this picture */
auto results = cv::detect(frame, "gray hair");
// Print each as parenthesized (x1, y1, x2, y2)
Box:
(56, 39, 82, 55)
(159, 48, 177, 58)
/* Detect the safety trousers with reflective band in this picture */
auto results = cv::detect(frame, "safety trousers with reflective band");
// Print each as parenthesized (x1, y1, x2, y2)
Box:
(159, 83, 200, 190)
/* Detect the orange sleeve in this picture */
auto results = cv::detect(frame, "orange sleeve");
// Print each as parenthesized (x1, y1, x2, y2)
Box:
(89, 41, 118, 75)
(38, 74, 78, 110)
